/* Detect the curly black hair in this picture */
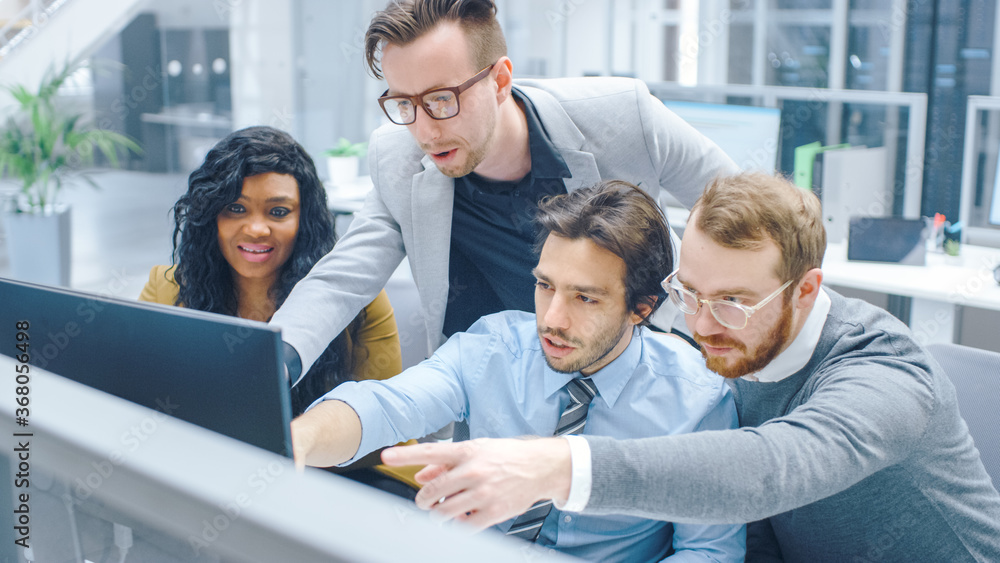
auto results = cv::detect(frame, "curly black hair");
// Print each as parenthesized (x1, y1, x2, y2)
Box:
(170, 126, 364, 415)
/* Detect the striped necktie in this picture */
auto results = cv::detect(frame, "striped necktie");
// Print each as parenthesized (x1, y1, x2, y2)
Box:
(505, 377, 598, 542)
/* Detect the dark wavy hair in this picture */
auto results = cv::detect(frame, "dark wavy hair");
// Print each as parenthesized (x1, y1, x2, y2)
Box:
(170, 126, 364, 415)
(534, 180, 673, 325)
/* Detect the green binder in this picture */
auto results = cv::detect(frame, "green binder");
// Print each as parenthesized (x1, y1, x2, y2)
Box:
(793, 141, 850, 190)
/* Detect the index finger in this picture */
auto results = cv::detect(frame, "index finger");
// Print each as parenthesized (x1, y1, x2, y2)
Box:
(381, 441, 472, 467)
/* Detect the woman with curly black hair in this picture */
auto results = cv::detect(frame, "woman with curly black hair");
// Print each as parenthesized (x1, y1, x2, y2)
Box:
(139, 126, 402, 416)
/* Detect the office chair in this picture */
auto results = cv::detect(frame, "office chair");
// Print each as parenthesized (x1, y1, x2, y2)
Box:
(925, 343, 1000, 488)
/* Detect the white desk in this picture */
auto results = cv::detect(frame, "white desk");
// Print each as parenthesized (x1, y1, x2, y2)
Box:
(822, 242, 1000, 345)
(325, 176, 373, 215)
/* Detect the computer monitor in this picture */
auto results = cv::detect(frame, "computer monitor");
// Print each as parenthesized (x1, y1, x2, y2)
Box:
(959, 96, 1000, 247)
(991, 149, 1000, 226)
(662, 100, 782, 173)
(0, 277, 292, 456)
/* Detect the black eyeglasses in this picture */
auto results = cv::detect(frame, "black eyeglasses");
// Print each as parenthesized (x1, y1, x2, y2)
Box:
(377, 64, 495, 125)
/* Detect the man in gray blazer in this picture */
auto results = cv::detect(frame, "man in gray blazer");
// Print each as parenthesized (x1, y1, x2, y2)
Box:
(270, 0, 736, 382)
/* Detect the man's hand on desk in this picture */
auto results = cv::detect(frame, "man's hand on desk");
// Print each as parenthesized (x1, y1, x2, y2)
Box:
(381, 437, 572, 530)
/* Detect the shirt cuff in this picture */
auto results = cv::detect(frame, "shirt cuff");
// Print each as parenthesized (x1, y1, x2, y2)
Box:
(283, 341, 304, 387)
(554, 435, 591, 512)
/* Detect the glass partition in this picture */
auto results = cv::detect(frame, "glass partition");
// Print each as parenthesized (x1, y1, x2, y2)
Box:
(647, 82, 926, 219)
(960, 96, 1000, 248)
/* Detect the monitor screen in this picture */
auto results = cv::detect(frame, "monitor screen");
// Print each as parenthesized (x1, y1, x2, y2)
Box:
(662, 101, 782, 173)
(0, 277, 292, 456)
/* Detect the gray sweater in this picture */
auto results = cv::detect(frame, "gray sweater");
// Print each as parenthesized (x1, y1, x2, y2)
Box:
(585, 289, 1000, 562)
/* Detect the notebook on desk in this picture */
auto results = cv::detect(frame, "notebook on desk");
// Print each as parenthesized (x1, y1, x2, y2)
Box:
(0, 277, 293, 456)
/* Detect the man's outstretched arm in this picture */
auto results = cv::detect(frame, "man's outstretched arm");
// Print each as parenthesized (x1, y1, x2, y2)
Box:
(381, 437, 573, 529)
(385, 359, 937, 526)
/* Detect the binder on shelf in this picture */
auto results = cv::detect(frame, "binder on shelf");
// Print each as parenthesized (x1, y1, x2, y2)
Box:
(793, 141, 850, 191)
(820, 146, 890, 245)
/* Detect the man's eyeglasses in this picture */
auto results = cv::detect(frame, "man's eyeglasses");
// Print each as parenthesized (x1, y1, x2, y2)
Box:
(377, 64, 495, 125)
(662, 271, 793, 330)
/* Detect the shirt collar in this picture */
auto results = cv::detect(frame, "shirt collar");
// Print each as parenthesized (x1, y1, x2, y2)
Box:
(456, 89, 570, 199)
(511, 87, 571, 181)
(745, 287, 832, 383)
(543, 326, 644, 408)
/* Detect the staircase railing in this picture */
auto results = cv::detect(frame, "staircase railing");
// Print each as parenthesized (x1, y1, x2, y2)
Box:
(0, 0, 70, 60)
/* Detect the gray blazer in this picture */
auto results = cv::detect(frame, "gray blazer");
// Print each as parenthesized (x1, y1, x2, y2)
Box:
(271, 77, 737, 373)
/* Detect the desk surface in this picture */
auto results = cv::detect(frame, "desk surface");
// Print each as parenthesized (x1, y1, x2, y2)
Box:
(823, 242, 1000, 312)
(140, 109, 232, 129)
(326, 176, 373, 214)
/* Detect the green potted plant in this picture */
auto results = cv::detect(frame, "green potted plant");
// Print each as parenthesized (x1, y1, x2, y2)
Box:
(0, 60, 140, 287)
(322, 137, 367, 187)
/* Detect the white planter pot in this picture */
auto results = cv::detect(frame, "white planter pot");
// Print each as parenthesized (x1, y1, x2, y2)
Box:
(3, 205, 72, 287)
(326, 155, 360, 187)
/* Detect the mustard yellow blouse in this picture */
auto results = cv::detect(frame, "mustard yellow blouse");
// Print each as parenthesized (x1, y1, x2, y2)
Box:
(139, 265, 402, 380)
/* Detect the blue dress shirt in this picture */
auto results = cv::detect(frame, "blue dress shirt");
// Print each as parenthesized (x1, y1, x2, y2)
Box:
(319, 311, 745, 562)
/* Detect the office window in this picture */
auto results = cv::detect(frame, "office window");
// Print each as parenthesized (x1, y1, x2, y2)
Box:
(727, 24, 755, 84)
(850, 0, 886, 8)
(847, 25, 890, 91)
(662, 25, 681, 82)
(765, 25, 831, 87)
(776, 0, 832, 8)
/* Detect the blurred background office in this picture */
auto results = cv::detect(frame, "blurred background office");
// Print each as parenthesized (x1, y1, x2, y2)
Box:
(0, 0, 999, 354)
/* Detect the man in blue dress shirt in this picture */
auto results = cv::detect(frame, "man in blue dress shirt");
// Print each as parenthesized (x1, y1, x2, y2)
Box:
(292, 181, 744, 562)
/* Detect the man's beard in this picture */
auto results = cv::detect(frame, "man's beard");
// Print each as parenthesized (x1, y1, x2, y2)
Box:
(694, 299, 794, 379)
(539, 314, 631, 374)
(425, 108, 496, 178)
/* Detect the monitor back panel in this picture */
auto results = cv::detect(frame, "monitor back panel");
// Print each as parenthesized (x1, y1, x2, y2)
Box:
(0, 277, 292, 456)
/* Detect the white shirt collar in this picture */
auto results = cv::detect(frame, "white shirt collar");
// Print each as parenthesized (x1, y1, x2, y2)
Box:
(743, 287, 832, 383)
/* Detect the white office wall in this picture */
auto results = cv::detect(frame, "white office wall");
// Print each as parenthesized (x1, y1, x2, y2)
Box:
(228, 0, 296, 133)
(294, 0, 386, 173)
(564, 0, 611, 77)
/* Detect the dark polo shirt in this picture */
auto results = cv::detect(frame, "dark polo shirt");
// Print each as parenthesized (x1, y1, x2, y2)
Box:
(442, 88, 571, 336)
